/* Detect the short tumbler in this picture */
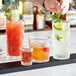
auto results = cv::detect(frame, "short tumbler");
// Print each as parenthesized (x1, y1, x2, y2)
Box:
(20, 48, 33, 66)
(29, 34, 50, 63)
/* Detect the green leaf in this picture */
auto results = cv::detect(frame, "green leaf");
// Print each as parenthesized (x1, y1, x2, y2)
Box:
(55, 35, 63, 41)
(56, 12, 61, 19)
(49, 14, 56, 20)
(40, 9, 47, 15)
(40, 10, 64, 23)
(6, 11, 12, 17)
(55, 19, 62, 23)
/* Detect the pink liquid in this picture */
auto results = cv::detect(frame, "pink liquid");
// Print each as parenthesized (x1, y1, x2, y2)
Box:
(6, 21, 24, 56)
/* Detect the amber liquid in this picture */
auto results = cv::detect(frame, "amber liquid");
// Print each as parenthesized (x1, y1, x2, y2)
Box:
(61, 14, 66, 20)
(21, 51, 32, 63)
(32, 47, 49, 60)
(45, 21, 52, 29)
(34, 6, 45, 30)
(30, 43, 50, 62)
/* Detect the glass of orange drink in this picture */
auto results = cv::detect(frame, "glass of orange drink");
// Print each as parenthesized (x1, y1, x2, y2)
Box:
(6, 21, 24, 57)
(29, 34, 50, 63)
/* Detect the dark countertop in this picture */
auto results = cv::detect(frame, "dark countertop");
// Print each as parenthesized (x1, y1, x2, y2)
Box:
(0, 54, 76, 74)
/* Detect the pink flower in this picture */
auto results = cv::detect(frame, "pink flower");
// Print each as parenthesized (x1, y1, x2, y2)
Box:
(44, 0, 69, 14)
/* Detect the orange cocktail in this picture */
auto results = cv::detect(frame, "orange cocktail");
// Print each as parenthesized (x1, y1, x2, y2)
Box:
(31, 44, 50, 62)
(6, 21, 24, 56)
(29, 34, 50, 63)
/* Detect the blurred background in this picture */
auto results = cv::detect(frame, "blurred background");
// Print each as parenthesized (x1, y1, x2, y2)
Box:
(0, 0, 76, 33)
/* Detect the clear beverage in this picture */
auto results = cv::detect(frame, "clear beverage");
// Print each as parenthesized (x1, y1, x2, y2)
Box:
(6, 21, 24, 56)
(29, 34, 50, 63)
(52, 21, 70, 60)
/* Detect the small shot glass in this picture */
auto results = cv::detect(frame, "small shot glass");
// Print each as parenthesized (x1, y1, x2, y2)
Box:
(20, 48, 33, 66)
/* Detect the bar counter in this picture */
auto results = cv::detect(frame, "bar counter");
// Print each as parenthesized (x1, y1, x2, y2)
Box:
(0, 28, 76, 75)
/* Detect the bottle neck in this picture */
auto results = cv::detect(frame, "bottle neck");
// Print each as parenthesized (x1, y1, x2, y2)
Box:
(11, 0, 18, 9)
(36, 7, 41, 14)
(0, 0, 2, 10)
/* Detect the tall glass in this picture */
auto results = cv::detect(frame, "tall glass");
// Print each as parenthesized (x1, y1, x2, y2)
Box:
(6, 21, 24, 56)
(52, 21, 70, 60)
(29, 34, 50, 63)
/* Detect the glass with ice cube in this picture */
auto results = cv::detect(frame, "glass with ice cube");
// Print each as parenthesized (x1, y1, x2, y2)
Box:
(52, 21, 70, 60)
(29, 34, 50, 63)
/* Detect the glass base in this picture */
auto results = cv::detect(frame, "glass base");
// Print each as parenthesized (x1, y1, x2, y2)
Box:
(21, 62, 32, 66)
(53, 55, 70, 60)
(33, 59, 49, 63)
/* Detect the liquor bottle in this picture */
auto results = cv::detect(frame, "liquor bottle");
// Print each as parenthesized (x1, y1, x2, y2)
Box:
(18, 0, 23, 18)
(23, 0, 34, 31)
(34, 6, 45, 30)
(11, 0, 20, 21)
(6, 0, 19, 21)
(45, 12, 52, 29)
(0, 0, 6, 32)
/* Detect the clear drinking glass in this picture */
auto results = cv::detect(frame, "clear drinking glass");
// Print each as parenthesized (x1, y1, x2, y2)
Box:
(29, 34, 50, 63)
(6, 21, 24, 57)
(20, 48, 33, 66)
(52, 21, 70, 60)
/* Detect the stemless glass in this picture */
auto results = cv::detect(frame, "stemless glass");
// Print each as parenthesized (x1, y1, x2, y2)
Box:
(20, 48, 33, 66)
(6, 21, 24, 57)
(29, 33, 50, 63)
(52, 21, 70, 60)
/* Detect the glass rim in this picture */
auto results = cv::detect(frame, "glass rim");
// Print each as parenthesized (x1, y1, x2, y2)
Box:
(52, 20, 70, 26)
(20, 48, 33, 52)
(52, 20, 70, 23)
(6, 20, 24, 25)
(29, 33, 50, 40)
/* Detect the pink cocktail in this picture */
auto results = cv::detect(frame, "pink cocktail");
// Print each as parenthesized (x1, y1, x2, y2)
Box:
(6, 21, 24, 56)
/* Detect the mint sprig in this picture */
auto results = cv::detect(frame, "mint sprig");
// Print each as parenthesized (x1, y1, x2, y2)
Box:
(56, 12, 61, 19)
(49, 14, 57, 20)
(40, 9, 64, 23)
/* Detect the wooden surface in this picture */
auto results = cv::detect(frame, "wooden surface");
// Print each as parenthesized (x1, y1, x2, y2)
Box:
(0, 24, 76, 35)
(0, 26, 51, 35)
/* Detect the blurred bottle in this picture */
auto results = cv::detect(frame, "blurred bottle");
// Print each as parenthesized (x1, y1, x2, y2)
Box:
(6, 0, 19, 21)
(45, 12, 52, 29)
(34, 6, 45, 30)
(70, 0, 76, 9)
(23, 0, 34, 31)
(0, 0, 6, 32)
(11, 0, 19, 21)
(18, 0, 23, 19)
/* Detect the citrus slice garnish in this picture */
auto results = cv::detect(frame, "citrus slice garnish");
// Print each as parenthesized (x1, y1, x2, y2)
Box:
(53, 23, 64, 31)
